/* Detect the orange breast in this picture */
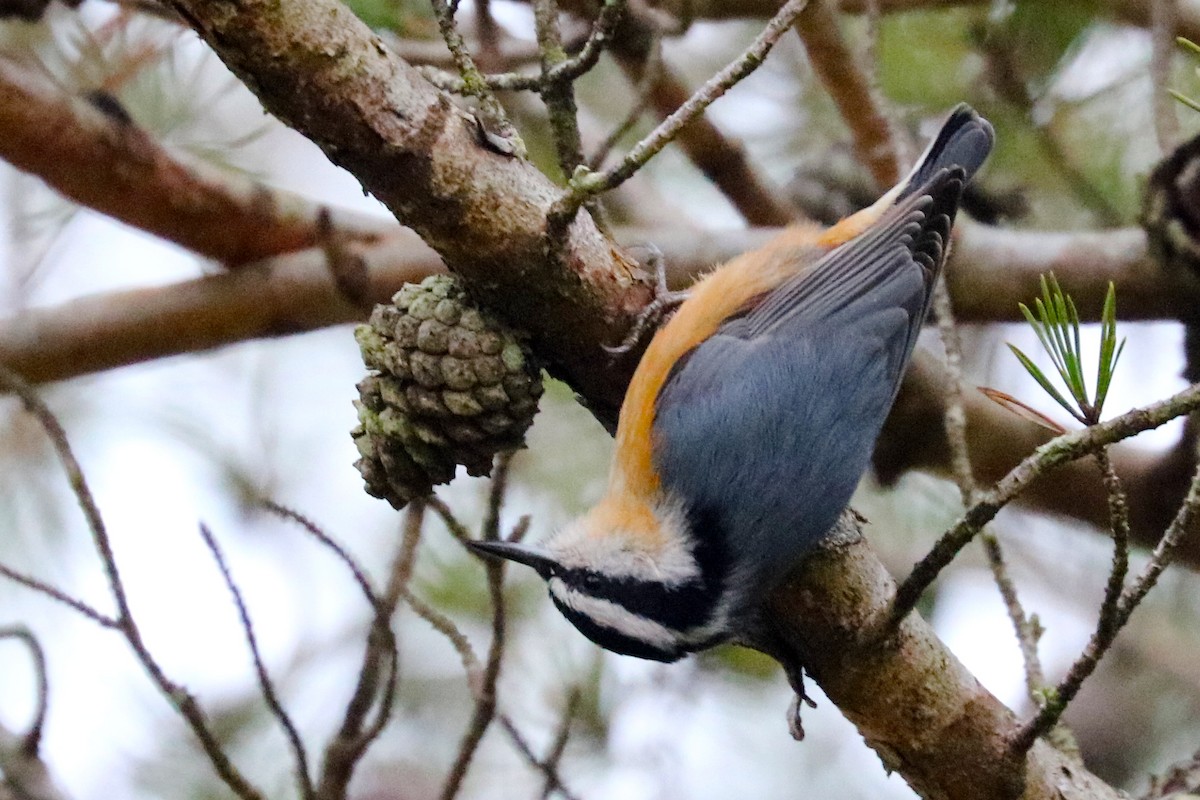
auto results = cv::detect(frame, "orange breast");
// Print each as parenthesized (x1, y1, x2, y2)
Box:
(608, 225, 827, 508)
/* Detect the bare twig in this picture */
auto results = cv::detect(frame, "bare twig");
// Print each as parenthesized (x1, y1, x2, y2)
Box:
(539, 690, 580, 800)
(1015, 457, 1200, 751)
(588, 36, 662, 170)
(930, 280, 1048, 707)
(561, 0, 810, 206)
(427, 496, 476, 545)
(424, 0, 624, 94)
(0, 626, 49, 757)
(0, 562, 118, 629)
(0, 230, 441, 388)
(1094, 450, 1132, 649)
(0, 365, 263, 800)
(428, 0, 522, 154)
(892, 378, 1200, 622)
(439, 461, 512, 800)
(197, 524, 314, 800)
(934, 283, 1048, 699)
(402, 588, 482, 677)
(260, 501, 381, 609)
(534, 0, 587, 180)
(497, 714, 583, 800)
(314, 505, 413, 800)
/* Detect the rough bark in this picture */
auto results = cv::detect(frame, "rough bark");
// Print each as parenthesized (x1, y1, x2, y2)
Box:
(164, 0, 652, 425)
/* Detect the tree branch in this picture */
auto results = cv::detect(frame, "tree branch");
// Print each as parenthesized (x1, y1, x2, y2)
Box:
(791, 0, 902, 190)
(162, 0, 654, 426)
(876, 350, 1200, 570)
(762, 512, 1123, 800)
(0, 56, 380, 267)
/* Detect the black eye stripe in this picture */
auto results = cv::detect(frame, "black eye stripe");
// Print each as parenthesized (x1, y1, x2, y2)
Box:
(558, 567, 714, 631)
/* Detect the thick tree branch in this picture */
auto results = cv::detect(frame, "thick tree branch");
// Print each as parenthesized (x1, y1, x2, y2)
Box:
(0, 223, 1185, 389)
(0, 56, 379, 267)
(655, 0, 1200, 45)
(762, 513, 1122, 800)
(162, 0, 653, 425)
(0, 231, 443, 384)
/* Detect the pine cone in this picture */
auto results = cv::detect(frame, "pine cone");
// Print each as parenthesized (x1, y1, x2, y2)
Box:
(352, 275, 544, 508)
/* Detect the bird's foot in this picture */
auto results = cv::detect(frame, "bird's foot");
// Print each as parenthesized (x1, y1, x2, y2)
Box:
(605, 244, 689, 356)
(784, 663, 817, 741)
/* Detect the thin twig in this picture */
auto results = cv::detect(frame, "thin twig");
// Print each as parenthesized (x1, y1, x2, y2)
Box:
(559, 0, 810, 207)
(428, 0, 624, 94)
(315, 504, 415, 800)
(588, 35, 663, 170)
(403, 588, 482, 677)
(428, 0, 522, 152)
(498, 715, 583, 800)
(261, 501, 381, 609)
(534, 0, 586, 180)
(439, 457, 515, 800)
(197, 524, 314, 800)
(0, 365, 264, 800)
(427, 496, 476, 545)
(539, 690, 580, 800)
(930, 280, 1048, 704)
(483, 451, 516, 542)
(0, 681, 72, 800)
(0, 562, 118, 629)
(0, 58, 379, 267)
(892, 378, 1200, 622)
(1015, 457, 1200, 751)
(401, 563, 580, 800)
(1093, 449, 1132, 648)
(0, 626, 49, 757)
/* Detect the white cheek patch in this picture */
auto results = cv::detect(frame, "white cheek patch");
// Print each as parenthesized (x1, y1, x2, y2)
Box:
(547, 498, 699, 586)
(549, 578, 683, 649)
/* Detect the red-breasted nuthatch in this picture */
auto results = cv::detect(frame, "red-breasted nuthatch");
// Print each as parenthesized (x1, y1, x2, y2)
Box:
(472, 105, 994, 662)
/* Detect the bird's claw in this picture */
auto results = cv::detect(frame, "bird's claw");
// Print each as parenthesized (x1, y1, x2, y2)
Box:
(784, 663, 816, 742)
(605, 244, 689, 357)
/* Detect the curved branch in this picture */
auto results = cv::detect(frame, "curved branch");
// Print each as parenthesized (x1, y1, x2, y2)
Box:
(762, 513, 1123, 800)
(163, 0, 652, 425)
(0, 56, 379, 266)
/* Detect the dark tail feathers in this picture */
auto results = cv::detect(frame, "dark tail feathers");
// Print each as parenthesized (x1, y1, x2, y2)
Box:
(898, 104, 994, 202)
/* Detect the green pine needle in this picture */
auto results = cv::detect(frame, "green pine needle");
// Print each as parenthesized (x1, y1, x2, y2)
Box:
(1006, 274, 1124, 427)
(1172, 38, 1200, 113)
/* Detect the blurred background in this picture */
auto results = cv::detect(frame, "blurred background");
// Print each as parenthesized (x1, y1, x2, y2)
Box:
(1, 2, 1199, 798)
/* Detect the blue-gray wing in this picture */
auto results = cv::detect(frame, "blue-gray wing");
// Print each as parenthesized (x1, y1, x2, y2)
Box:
(652, 170, 967, 603)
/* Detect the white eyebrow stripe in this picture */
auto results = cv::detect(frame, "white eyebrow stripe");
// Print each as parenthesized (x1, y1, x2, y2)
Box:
(548, 578, 683, 649)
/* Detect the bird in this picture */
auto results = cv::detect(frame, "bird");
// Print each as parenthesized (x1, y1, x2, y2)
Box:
(470, 105, 995, 663)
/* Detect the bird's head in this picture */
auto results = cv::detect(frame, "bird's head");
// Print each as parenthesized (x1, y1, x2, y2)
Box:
(469, 498, 726, 662)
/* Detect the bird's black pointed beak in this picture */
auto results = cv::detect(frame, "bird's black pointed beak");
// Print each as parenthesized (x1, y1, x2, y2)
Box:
(467, 540, 557, 579)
